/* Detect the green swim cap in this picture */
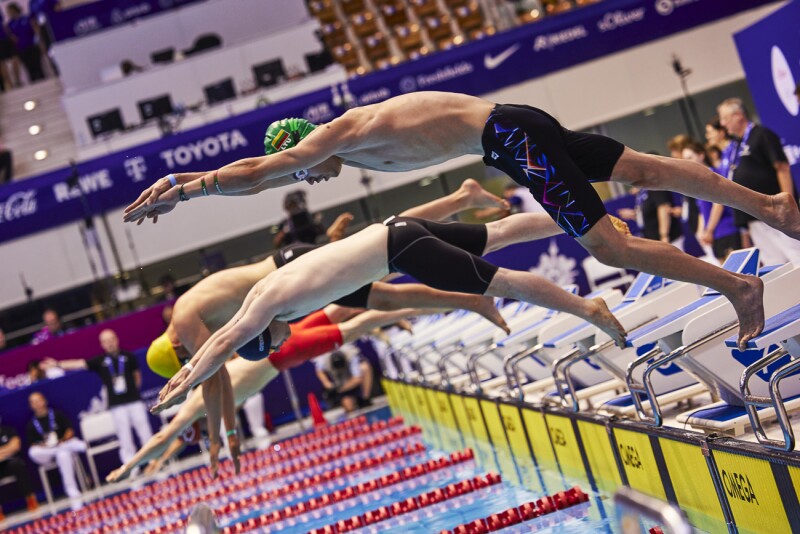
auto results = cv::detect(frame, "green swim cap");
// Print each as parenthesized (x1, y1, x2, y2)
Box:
(264, 118, 318, 155)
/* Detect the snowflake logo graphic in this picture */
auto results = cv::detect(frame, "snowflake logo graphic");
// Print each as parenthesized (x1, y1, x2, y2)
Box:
(528, 239, 578, 286)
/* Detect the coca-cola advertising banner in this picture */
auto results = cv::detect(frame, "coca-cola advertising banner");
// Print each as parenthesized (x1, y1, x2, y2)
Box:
(0, 0, 770, 245)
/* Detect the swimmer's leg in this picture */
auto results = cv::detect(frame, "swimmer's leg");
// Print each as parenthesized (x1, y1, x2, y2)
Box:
(577, 215, 764, 350)
(612, 147, 800, 240)
(388, 221, 625, 345)
(399, 178, 506, 220)
(366, 282, 508, 332)
(485, 267, 626, 348)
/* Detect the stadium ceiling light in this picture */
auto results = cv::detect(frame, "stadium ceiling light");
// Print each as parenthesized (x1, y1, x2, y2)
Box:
(28, 125, 41, 135)
(34, 149, 48, 160)
(24, 100, 37, 111)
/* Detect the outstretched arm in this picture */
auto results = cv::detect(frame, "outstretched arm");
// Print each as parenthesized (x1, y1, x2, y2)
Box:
(123, 117, 355, 224)
(107, 390, 204, 482)
(153, 289, 281, 413)
(143, 438, 186, 477)
(200, 366, 240, 477)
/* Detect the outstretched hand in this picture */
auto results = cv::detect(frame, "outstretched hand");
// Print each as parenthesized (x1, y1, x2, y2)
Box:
(229, 432, 241, 474)
(209, 439, 222, 477)
(123, 176, 180, 225)
(151, 366, 192, 414)
(208, 433, 241, 478)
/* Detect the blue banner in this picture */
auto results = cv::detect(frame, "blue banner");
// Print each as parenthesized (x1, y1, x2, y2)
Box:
(0, 0, 774, 245)
(49, 0, 206, 42)
(734, 0, 800, 189)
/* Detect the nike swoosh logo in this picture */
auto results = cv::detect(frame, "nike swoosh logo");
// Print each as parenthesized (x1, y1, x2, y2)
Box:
(484, 44, 521, 70)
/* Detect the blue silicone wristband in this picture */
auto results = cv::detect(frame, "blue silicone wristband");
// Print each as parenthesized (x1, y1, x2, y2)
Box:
(167, 174, 177, 187)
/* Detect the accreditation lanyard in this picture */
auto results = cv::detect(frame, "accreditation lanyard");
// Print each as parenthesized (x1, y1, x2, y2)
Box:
(105, 355, 128, 394)
(721, 122, 754, 180)
(104, 355, 126, 377)
(33, 410, 57, 439)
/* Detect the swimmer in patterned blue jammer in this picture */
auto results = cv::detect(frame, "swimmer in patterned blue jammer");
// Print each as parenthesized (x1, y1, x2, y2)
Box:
(125, 91, 800, 349)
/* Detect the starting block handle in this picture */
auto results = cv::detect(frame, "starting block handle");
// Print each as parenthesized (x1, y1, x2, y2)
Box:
(553, 347, 593, 412)
(503, 344, 543, 401)
(740, 346, 796, 451)
(625, 346, 668, 425)
(466, 345, 497, 394)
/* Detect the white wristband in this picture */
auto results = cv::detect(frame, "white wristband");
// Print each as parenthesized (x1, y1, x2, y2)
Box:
(183, 362, 194, 373)
(167, 174, 178, 187)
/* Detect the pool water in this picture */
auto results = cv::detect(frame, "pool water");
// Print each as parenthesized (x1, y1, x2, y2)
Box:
(10, 407, 673, 533)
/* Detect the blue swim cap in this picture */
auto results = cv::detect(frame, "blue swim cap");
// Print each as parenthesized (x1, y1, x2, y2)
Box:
(237, 329, 272, 361)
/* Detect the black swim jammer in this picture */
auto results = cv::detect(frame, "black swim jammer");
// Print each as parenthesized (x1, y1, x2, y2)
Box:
(271, 243, 373, 308)
(481, 104, 625, 237)
(384, 216, 498, 295)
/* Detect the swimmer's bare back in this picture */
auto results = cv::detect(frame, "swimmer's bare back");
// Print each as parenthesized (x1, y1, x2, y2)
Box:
(332, 92, 493, 172)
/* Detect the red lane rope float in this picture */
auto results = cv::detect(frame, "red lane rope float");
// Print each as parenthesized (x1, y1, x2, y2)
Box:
(8, 417, 405, 534)
(307, 470, 502, 534)
(212, 450, 477, 534)
(440, 486, 590, 534)
(89, 429, 427, 533)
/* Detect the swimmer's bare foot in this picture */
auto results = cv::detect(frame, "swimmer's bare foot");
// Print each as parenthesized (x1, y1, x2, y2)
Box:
(728, 274, 764, 350)
(587, 297, 627, 348)
(767, 193, 800, 241)
(472, 295, 510, 334)
(459, 178, 509, 210)
(327, 212, 354, 242)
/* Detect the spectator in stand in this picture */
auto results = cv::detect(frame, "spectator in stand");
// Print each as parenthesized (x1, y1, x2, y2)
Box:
(158, 274, 182, 302)
(0, 415, 38, 519)
(5, 2, 44, 84)
(0, 9, 19, 91)
(617, 185, 683, 249)
(0, 138, 13, 183)
(27, 0, 60, 76)
(45, 329, 153, 475)
(682, 140, 741, 264)
(717, 97, 800, 265)
(706, 144, 723, 171)
(273, 190, 326, 247)
(705, 116, 730, 166)
(161, 304, 174, 326)
(31, 308, 69, 345)
(314, 344, 372, 413)
(26, 392, 86, 510)
(667, 134, 700, 235)
(27, 358, 64, 383)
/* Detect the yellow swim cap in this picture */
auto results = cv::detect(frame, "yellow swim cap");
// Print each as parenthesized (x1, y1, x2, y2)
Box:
(147, 333, 181, 378)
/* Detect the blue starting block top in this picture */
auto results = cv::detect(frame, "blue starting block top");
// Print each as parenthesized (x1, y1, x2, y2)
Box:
(626, 253, 774, 347)
(625, 294, 721, 347)
(622, 273, 669, 303)
(726, 303, 800, 349)
(702, 248, 759, 296)
(684, 403, 748, 421)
